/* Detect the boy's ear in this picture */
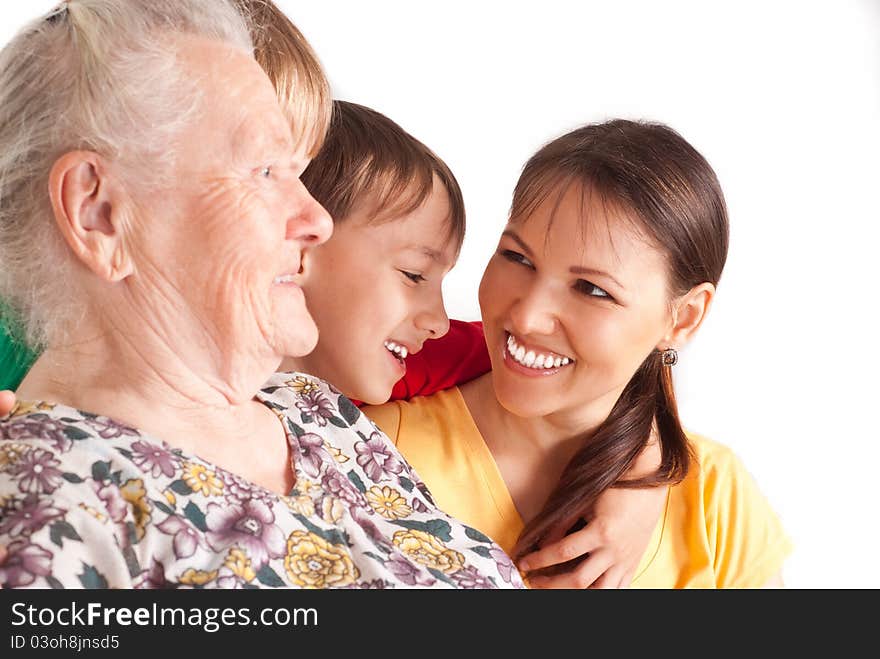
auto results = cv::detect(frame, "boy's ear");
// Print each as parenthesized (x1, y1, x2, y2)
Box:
(658, 282, 716, 351)
(48, 151, 133, 282)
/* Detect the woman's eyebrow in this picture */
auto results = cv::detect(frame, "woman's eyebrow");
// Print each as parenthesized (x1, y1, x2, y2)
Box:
(501, 230, 533, 256)
(503, 229, 624, 289)
(570, 265, 624, 290)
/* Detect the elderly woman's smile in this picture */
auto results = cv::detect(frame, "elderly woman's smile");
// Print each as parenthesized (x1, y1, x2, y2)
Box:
(125, 36, 333, 389)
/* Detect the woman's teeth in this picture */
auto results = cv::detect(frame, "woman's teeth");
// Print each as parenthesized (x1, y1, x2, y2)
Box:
(384, 341, 408, 361)
(274, 274, 296, 284)
(506, 333, 572, 370)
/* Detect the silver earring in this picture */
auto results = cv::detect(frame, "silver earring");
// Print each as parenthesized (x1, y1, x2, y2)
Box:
(660, 348, 678, 366)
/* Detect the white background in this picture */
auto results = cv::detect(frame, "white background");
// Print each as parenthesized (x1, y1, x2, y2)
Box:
(3, 1, 878, 588)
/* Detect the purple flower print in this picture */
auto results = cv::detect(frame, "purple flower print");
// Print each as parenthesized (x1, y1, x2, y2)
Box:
(92, 481, 128, 523)
(3, 415, 72, 452)
(205, 500, 285, 568)
(12, 448, 64, 494)
(490, 546, 517, 585)
(84, 415, 139, 440)
(0, 494, 64, 536)
(451, 564, 497, 589)
(219, 469, 275, 505)
(0, 539, 52, 588)
(416, 480, 436, 506)
(354, 432, 404, 482)
(156, 515, 203, 559)
(295, 392, 336, 427)
(349, 506, 393, 552)
(134, 558, 168, 589)
(130, 441, 176, 478)
(321, 469, 364, 506)
(410, 497, 430, 514)
(294, 433, 325, 478)
(385, 554, 436, 587)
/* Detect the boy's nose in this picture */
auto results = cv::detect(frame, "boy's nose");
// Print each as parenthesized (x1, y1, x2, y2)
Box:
(415, 293, 450, 340)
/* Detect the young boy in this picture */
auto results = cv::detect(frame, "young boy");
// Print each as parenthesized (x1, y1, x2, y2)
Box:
(280, 99, 488, 406)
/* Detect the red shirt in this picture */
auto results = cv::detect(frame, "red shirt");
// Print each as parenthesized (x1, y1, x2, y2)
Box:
(353, 319, 490, 407)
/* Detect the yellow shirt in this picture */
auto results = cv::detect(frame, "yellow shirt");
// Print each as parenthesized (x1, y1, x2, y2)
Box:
(365, 387, 793, 589)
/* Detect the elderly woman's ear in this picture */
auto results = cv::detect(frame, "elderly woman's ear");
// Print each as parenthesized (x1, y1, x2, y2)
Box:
(48, 151, 133, 282)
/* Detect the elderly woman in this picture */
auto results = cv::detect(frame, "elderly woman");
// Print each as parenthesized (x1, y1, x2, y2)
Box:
(0, 0, 522, 589)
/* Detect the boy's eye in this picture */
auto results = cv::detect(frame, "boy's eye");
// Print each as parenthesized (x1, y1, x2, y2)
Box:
(499, 249, 534, 269)
(574, 279, 612, 300)
(400, 270, 426, 284)
(259, 166, 272, 178)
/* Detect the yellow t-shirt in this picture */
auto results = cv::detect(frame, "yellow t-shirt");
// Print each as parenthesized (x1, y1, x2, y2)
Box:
(365, 387, 793, 589)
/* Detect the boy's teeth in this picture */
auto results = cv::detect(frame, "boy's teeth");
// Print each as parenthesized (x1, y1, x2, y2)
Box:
(383, 341, 408, 360)
(274, 274, 295, 284)
(505, 332, 574, 370)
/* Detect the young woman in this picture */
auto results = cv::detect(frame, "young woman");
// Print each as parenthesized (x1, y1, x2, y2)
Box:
(367, 119, 793, 588)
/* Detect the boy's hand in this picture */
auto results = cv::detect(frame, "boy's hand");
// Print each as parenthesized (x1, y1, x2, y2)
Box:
(518, 485, 667, 588)
(0, 390, 16, 416)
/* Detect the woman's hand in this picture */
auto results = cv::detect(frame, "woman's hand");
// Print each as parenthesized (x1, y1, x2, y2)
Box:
(518, 484, 668, 588)
(0, 390, 15, 416)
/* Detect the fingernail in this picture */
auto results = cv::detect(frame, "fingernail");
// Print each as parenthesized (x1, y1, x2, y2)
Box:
(517, 559, 530, 572)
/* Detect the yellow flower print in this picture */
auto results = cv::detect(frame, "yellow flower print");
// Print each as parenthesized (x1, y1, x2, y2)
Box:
(285, 530, 359, 588)
(0, 443, 26, 468)
(179, 568, 218, 586)
(120, 478, 152, 541)
(224, 548, 256, 583)
(320, 496, 345, 523)
(287, 375, 320, 396)
(163, 489, 177, 508)
(393, 529, 465, 575)
(324, 442, 350, 464)
(79, 502, 108, 523)
(297, 479, 319, 495)
(182, 462, 224, 497)
(9, 400, 54, 418)
(287, 494, 315, 517)
(366, 485, 413, 520)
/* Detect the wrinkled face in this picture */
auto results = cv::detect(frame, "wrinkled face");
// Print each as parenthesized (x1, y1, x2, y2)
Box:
(295, 179, 457, 404)
(478, 183, 674, 425)
(130, 37, 332, 375)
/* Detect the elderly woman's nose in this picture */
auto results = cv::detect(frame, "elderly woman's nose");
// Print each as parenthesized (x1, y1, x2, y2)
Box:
(286, 184, 333, 247)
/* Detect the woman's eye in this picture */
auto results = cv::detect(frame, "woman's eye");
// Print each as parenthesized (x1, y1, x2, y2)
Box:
(499, 249, 533, 269)
(400, 270, 426, 284)
(575, 279, 611, 299)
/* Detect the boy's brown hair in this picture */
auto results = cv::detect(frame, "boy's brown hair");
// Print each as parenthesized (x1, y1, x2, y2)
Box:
(301, 100, 466, 250)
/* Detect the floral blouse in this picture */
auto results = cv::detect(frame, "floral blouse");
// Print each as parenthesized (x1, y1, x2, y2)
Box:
(0, 372, 524, 589)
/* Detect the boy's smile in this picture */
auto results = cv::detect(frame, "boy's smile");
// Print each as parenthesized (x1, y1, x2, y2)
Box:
(286, 177, 458, 404)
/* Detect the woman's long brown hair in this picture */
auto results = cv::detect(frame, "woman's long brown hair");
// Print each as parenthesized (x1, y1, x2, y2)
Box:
(510, 119, 729, 566)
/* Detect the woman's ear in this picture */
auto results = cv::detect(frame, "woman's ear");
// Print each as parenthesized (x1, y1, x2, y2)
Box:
(48, 151, 133, 282)
(659, 282, 716, 350)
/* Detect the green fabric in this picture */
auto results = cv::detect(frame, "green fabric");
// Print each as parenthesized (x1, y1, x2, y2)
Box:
(0, 310, 38, 391)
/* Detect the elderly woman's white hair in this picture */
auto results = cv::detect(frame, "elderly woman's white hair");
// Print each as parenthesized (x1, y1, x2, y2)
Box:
(0, 0, 254, 348)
